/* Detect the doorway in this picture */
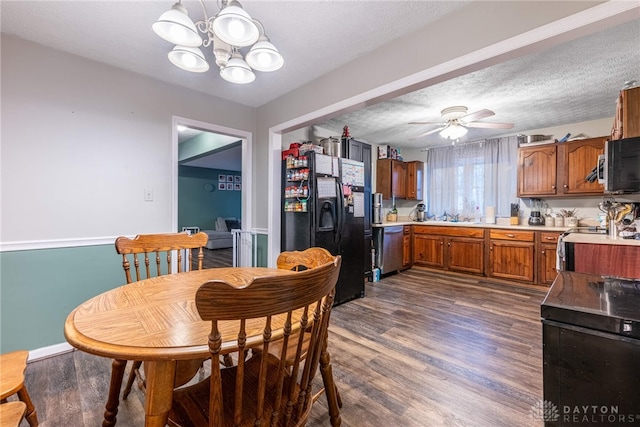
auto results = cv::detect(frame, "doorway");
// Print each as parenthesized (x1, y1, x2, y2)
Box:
(171, 116, 253, 266)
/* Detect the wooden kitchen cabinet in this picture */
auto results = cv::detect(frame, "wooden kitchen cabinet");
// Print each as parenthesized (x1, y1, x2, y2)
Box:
(538, 232, 561, 285)
(488, 230, 535, 282)
(612, 86, 640, 139)
(402, 225, 412, 269)
(517, 145, 557, 197)
(517, 137, 606, 198)
(413, 234, 444, 268)
(558, 137, 605, 195)
(376, 159, 406, 199)
(413, 226, 484, 274)
(405, 161, 424, 200)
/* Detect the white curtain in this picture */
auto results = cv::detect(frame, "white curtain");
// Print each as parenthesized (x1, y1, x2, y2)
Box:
(426, 136, 518, 219)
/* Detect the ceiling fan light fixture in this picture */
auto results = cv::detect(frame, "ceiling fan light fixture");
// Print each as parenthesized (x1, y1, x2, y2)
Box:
(213, 0, 260, 47)
(152, 2, 203, 47)
(440, 123, 468, 139)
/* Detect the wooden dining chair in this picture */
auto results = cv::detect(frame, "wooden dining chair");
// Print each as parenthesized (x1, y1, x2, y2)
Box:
(168, 255, 341, 427)
(0, 401, 27, 427)
(108, 231, 210, 407)
(0, 350, 38, 427)
(276, 248, 343, 422)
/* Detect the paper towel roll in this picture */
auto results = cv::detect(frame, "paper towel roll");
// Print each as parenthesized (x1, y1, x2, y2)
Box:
(485, 206, 496, 224)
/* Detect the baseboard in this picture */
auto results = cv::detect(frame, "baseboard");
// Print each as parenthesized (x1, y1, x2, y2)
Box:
(28, 342, 74, 362)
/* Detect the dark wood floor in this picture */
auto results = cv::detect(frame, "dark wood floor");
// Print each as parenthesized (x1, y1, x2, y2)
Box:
(201, 247, 233, 268)
(17, 267, 547, 426)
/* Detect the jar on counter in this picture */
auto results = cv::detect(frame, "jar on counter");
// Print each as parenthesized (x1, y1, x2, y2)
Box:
(554, 215, 564, 227)
(544, 214, 554, 227)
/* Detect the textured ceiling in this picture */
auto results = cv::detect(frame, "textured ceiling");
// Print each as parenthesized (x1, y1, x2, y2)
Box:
(317, 18, 640, 149)
(2, 1, 639, 152)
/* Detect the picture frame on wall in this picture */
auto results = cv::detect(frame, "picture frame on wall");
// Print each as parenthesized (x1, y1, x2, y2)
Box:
(234, 183, 241, 191)
(227, 175, 234, 182)
(218, 174, 226, 182)
(218, 182, 226, 190)
(234, 175, 241, 183)
(226, 183, 233, 190)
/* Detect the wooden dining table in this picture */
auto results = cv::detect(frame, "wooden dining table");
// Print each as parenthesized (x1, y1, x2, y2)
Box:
(64, 267, 341, 427)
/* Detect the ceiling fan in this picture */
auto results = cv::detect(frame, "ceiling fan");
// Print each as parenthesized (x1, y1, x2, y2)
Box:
(409, 106, 514, 140)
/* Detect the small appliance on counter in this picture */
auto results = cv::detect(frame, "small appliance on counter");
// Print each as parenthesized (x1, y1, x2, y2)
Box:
(528, 199, 544, 226)
(372, 193, 383, 224)
(416, 203, 426, 222)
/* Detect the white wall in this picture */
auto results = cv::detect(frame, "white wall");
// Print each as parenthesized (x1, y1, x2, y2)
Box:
(1, 36, 256, 243)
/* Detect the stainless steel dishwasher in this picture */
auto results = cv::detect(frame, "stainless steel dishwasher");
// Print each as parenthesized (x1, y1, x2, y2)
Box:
(374, 225, 403, 275)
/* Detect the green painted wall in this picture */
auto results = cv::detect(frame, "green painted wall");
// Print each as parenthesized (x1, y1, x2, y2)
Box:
(255, 233, 268, 267)
(178, 166, 241, 231)
(0, 245, 125, 353)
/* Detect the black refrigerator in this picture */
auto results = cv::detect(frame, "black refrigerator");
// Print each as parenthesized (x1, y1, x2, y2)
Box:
(282, 151, 365, 306)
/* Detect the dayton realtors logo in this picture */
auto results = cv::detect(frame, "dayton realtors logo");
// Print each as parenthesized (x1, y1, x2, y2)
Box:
(530, 400, 639, 423)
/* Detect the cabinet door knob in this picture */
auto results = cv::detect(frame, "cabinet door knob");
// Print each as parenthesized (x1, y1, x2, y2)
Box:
(541, 250, 546, 254)
(564, 184, 568, 188)
(552, 185, 556, 189)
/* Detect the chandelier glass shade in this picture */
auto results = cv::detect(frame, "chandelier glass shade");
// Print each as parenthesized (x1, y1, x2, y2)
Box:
(168, 46, 210, 72)
(153, 0, 283, 84)
(439, 123, 468, 139)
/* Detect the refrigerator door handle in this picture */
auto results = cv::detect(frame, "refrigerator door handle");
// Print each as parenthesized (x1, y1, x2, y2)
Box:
(335, 181, 344, 244)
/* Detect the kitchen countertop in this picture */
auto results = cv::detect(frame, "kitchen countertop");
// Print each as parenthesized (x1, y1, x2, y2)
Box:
(562, 232, 640, 246)
(372, 220, 569, 233)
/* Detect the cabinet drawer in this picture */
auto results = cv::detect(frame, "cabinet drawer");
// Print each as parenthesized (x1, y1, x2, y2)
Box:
(403, 226, 411, 235)
(489, 229, 534, 242)
(539, 232, 561, 244)
(413, 225, 484, 238)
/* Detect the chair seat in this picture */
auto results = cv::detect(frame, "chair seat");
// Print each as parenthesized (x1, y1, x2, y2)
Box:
(0, 350, 38, 427)
(0, 351, 28, 399)
(0, 401, 27, 427)
(169, 353, 307, 427)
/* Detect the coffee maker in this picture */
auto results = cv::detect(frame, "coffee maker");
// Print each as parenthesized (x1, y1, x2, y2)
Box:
(372, 193, 383, 224)
(416, 203, 426, 222)
(528, 199, 545, 226)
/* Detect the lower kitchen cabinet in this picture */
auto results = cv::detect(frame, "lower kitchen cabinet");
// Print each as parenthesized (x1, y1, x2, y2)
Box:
(448, 237, 484, 274)
(413, 234, 444, 268)
(402, 225, 412, 269)
(538, 232, 562, 285)
(413, 226, 484, 274)
(488, 230, 535, 283)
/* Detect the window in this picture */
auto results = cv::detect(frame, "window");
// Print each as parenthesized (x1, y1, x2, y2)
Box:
(426, 136, 518, 220)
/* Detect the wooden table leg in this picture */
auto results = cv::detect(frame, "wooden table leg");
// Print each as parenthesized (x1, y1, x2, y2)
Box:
(319, 332, 341, 427)
(103, 359, 127, 427)
(143, 360, 176, 427)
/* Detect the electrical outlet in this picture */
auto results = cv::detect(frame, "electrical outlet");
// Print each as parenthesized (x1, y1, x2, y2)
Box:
(144, 189, 153, 201)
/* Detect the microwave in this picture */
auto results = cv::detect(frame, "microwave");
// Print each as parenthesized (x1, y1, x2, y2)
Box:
(600, 136, 640, 193)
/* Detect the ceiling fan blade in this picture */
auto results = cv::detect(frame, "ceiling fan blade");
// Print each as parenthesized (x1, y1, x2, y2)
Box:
(408, 121, 443, 125)
(466, 121, 514, 129)
(409, 126, 446, 140)
(461, 109, 494, 122)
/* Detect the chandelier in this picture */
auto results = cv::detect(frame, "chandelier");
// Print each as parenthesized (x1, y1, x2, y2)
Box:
(152, 0, 284, 84)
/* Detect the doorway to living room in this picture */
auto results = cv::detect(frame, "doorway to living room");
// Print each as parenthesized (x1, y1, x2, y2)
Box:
(172, 116, 252, 268)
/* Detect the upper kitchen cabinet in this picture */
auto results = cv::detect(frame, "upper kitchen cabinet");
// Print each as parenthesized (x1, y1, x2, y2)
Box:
(559, 137, 605, 195)
(376, 159, 406, 199)
(517, 137, 605, 198)
(406, 161, 424, 200)
(612, 86, 640, 140)
(517, 145, 557, 197)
